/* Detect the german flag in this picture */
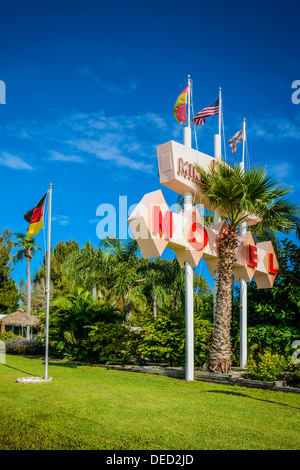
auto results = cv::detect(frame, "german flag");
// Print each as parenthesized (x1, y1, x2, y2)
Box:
(24, 193, 47, 240)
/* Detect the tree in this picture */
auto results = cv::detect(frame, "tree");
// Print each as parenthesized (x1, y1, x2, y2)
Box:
(0, 229, 19, 314)
(230, 238, 300, 364)
(48, 287, 106, 361)
(137, 258, 169, 319)
(164, 258, 185, 312)
(195, 160, 299, 373)
(100, 237, 141, 325)
(34, 239, 79, 297)
(65, 242, 109, 298)
(13, 233, 41, 315)
(19, 277, 54, 313)
(247, 239, 300, 329)
(135, 308, 213, 367)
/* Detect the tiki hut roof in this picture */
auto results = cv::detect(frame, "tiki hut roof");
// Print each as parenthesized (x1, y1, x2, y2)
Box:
(0, 309, 39, 327)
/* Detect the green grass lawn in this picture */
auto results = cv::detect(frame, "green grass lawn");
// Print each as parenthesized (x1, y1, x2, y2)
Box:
(0, 354, 299, 450)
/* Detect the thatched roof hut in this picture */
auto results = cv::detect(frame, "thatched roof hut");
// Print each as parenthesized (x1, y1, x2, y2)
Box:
(0, 308, 39, 327)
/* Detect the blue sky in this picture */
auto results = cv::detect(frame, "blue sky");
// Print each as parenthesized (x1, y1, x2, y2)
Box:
(0, 0, 299, 285)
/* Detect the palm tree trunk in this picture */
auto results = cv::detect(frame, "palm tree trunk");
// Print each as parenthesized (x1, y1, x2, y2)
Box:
(123, 293, 131, 326)
(125, 310, 131, 326)
(26, 256, 31, 315)
(153, 294, 157, 320)
(174, 294, 178, 311)
(208, 226, 238, 374)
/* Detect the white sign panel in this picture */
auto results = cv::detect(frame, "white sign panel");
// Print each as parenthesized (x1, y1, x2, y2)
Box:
(157, 140, 215, 209)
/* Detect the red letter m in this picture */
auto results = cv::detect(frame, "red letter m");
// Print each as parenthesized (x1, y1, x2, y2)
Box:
(153, 205, 173, 239)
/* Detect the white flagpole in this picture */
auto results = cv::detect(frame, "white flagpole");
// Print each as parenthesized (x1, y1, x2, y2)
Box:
(44, 183, 52, 380)
(239, 118, 247, 368)
(218, 87, 222, 136)
(184, 75, 194, 381)
(242, 117, 246, 170)
(183, 75, 192, 148)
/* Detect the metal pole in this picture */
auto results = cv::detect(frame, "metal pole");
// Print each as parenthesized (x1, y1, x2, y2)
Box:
(239, 274, 247, 368)
(44, 183, 52, 380)
(218, 87, 222, 136)
(184, 192, 194, 382)
(183, 75, 192, 147)
(183, 75, 194, 381)
(213, 88, 222, 319)
(239, 118, 247, 368)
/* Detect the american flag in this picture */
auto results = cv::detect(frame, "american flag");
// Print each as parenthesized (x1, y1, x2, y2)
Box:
(192, 99, 219, 125)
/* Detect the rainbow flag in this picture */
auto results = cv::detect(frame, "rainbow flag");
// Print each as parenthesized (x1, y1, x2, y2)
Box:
(173, 86, 189, 124)
(24, 193, 47, 240)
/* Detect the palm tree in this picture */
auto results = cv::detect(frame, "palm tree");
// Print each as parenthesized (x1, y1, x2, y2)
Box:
(195, 160, 299, 373)
(65, 242, 110, 298)
(13, 233, 41, 315)
(100, 237, 141, 325)
(165, 258, 185, 312)
(49, 287, 102, 360)
(137, 258, 169, 319)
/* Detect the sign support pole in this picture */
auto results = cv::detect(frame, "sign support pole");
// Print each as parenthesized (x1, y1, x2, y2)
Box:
(213, 87, 222, 320)
(184, 76, 194, 381)
(239, 118, 247, 368)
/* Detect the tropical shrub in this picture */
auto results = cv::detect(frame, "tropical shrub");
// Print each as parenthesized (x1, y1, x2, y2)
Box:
(244, 352, 292, 382)
(88, 322, 133, 364)
(247, 325, 299, 359)
(0, 331, 18, 342)
(231, 324, 299, 366)
(135, 310, 213, 367)
(135, 314, 184, 366)
(47, 288, 123, 361)
(4, 336, 44, 355)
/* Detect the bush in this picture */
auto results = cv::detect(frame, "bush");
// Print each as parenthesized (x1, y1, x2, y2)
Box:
(4, 336, 44, 356)
(244, 352, 292, 382)
(0, 331, 18, 342)
(285, 369, 300, 388)
(88, 322, 133, 364)
(231, 324, 299, 366)
(247, 325, 299, 359)
(135, 311, 213, 367)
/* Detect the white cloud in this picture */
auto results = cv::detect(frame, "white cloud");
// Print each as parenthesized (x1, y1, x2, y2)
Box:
(249, 115, 300, 142)
(0, 152, 33, 170)
(266, 162, 294, 179)
(77, 66, 138, 95)
(2, 110, 169, 175)
(51, 215, 70, 226)
(60, 111, 168, 173)
(67, 135, 154, 172)
(78, 66, 102, 85)
(48, 151, 84, 163)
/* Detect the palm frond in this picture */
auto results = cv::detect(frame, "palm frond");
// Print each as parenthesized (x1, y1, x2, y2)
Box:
(195, 160, 300, 233)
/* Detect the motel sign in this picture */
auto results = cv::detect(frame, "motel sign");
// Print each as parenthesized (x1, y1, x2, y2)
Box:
(128, 188, 279, 289)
